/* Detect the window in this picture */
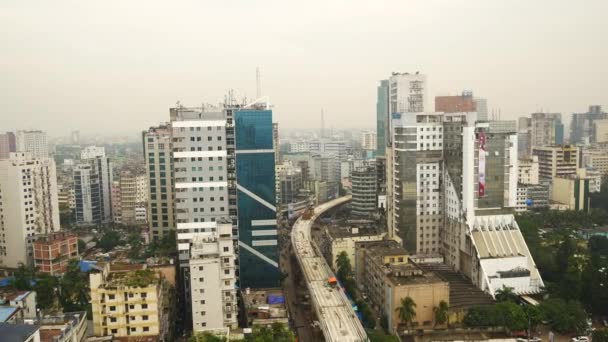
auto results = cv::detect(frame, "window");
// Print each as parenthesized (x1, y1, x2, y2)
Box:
(201, 311, 206, 316)
(110, 317, 117, 322)
(131, 327, 136, 332)
(142, 304, 148, 309)
(200, 300, 206, 304)
(111, 329, 118, 334)
(129, 305, 135, 309)
(225, 280, 230, 285)
(199, 266, 203, 271)
(223, 247, 229, 252)
(109, 306, 116, 311)
(143, 315, 149, 320)
(108, 294, 115, 300)
(224, 269, 229, 275)
(143, 327, 149, 332)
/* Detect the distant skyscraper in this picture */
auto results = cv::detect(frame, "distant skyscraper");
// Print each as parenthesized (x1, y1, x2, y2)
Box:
(376, 79, 389, 156)
(351, 164, 377, 217)
(16, 130, 48, 159)
(0, 132, 16, 159)
(570, 105, 608, 144)
(0, 152, 60, 268)
(517, 117, 532, 158)
(73, 146, 113, 225)
(530, 112, 563, 148)
(71, 130, 80, 144)
(143, 124, 175, 240)
(361, 131, 377, 151)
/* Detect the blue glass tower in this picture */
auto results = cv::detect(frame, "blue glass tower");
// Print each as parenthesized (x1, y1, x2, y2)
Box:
(234, 108, 280, 288)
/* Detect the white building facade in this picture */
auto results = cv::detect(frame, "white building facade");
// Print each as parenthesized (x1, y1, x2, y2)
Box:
(0, 153, 60, 267)
(16, 130, 48, 159)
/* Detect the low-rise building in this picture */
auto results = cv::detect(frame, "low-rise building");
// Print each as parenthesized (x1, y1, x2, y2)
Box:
(356, 241, 449, 333)
(516, 182, 550, 212)
(89, 263, 171, 341)
(582, 147, 608, 175)
(318, 225, 385, 271)
(551, 171, 591, 212)
(33, 232, 79, 276)
(242, 288, 288, 327)
(0, 323, 40, 342)
(36, 312, 88, 342)
(518, 156, 539, 185)
(0, 290, 37, 320)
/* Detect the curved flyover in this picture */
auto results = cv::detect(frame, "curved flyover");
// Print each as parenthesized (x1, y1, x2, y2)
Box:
(291, 195, 368, 342)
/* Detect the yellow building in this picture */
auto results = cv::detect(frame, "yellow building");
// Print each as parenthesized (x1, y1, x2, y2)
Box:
(357, 241, 449, 333)
(90, 263, 171, 340)
(551, 170, 591, 212)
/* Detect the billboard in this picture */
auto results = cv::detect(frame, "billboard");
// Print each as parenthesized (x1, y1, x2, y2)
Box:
(478, 132, 486, 197)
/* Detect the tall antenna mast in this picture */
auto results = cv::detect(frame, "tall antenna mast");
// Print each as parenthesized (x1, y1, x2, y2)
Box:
(256, 67, 262, 99)
(321, 109, 325, 138)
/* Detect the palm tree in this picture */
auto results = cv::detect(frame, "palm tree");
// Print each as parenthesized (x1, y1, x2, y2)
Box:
(396, 296, 417, 329)
(495, 285, 518, 302)
(433, 300, 449, 327)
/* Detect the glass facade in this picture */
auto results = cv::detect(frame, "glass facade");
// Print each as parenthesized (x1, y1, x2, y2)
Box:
(235, 109, 280, 288)
(376, 80, 389, 156)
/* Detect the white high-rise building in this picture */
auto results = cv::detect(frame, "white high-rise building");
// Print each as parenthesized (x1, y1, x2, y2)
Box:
(0, 152, 60, 268)
(170, 106, 235, 332)
(518, 156, 539, 185)
(16, 130, 48, 159)
(73, 146, 113, 225)
(189, 222, 237, 333)
(361, 131, 377, 151)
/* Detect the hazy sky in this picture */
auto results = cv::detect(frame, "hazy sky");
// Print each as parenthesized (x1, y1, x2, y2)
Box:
(2, 0, 607, 137)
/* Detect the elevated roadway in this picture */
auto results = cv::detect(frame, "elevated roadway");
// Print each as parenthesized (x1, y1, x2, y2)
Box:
(291, 195, 368, 342)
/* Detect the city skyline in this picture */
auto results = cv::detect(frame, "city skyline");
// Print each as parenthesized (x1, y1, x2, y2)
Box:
(2, 0, 607, 136)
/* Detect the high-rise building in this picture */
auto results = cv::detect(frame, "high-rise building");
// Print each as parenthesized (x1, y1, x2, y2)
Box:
(388, 112, 443, 252)
(582, 146, 608, 175)
(111, 180, 122, 224)
(570, 105, 608, 145)
(119, 171, 148, 225)
(376, 80, 389, 156)
(361, 131, 377, 151)
(189, 222, 237, 333)
(530, 112, 563, 148)
(517, 117, 532, 158)
(473, 98, 488, 121)
(0, 152, 60, 268)
(234, 107, 280, 288)
(532, 145, 579, 180)
(351, 164, 377, 217)
(594, 119, 608, 144)
(73, 146, 113, 226)
(276, 161, 303, 205)
(16, 130, 48, 159)
(170, 103, 279, 331)
(272, 122, 280, 164)
(71, 130, 80, 145)
(0, 132, 16, 160)
(143, 124, 175, 240)
(441, 112, 543, 296)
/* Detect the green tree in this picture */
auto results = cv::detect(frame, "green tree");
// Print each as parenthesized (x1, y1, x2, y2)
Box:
(77, 239, 87, 253)
(434, 300, 449, 327)
(11, 263, 36, 290)
(336, 251, 353, 282)
(556, 236, 575, 275)
(189, 333, 227, 342)
(495, 302, 527, 332)
(127, 230, 144, 260)
(97, 230, 124, 252)
(59, 259, 89, 312)
(540, 299, 588, 334)
(245, 322, 295, 342)
(495, 285, 518, 303)
(367, 330, 400, 342)
(34, 274, 59, 310)
(396, 296, 416, 329)
(593, 329, 608, 342)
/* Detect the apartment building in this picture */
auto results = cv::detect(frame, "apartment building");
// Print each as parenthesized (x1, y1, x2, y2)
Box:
(530, 112, 564, 148)
(143, 124, 175, 240)
(361, 131, 377, 151)
(33, 232, 79, 276)
(0, 132, 16, 160)
(90, 263, 171, 340)
(188, 223, 237, 333)
(119, 170, 148, 225)
(0, 153, 59, 268)
(532, 145, 580, 180)
(356, 240, 449, 333)
(582, 147, 608, 175)
(518, 156, 540, 185)
(351, 165, 377, 217)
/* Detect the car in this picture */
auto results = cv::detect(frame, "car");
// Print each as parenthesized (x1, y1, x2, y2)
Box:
(571, 336, 589, 342)
(516, 337, 541, 342)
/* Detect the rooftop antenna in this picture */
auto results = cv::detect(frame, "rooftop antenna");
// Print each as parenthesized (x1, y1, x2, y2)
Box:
(256, 67, 262, 99)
